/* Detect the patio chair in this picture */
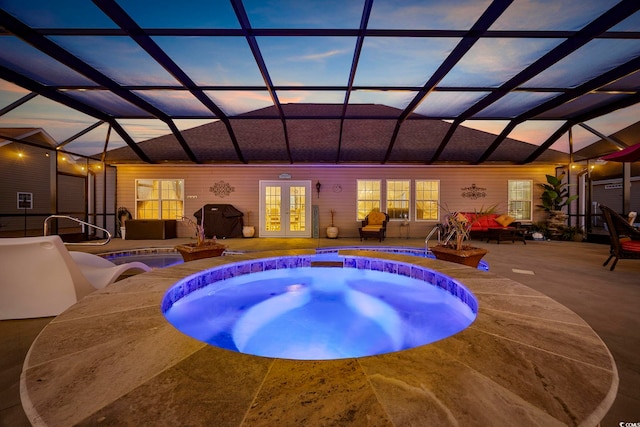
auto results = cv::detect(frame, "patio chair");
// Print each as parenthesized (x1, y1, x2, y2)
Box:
(359, 211, 389, 242)
(599, 204, 640, 271)
(0, 235, 151, 319)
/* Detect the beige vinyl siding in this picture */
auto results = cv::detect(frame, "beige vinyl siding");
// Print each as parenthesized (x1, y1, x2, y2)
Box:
(115, 164, 555, 239)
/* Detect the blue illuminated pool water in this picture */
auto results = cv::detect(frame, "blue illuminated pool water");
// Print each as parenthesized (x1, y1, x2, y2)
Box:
(102, 248, 184, 268)
(162, 256, 477, 360)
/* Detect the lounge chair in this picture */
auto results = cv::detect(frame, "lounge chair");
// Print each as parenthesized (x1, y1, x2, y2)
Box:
(359, 211, 389, 242)
(599, 204, 640, 271)
(0, 235, 151, 319)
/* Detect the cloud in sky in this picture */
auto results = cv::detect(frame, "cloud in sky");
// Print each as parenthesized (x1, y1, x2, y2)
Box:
(369, 0, 492, 30)
(207, 91, 274, 115)
(0, 80, 31, 109)
(489, 0, 620, 31)
(0, 96, 97, 138)
(50, 36, 180, 86)
(509, 120, 565, 145)
(277, 91, 344, 105)
(258, 37, 353, 86)
(460, 120, 509, 137)
(153, 36, 265, 86)
(439, 38, 562, 87)
(292, 49, 350, 62)
(356, 37, 459, 87)
(244, 0, 362, 29)
(117, 119, 171, 142)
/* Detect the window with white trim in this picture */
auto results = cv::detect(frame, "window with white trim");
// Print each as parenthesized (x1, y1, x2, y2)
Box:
(356, 179, 381, 221)
(507, 180, 532, 221)
(135, 179, 184, 219)
(386, 179, 410, 220)
(415, 180, 440, 221)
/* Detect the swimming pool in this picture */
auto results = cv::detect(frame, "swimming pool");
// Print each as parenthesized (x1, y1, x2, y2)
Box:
(162, 254, 477, 360)
(103, 248, 184, 268)
(102, 246, 489, 271)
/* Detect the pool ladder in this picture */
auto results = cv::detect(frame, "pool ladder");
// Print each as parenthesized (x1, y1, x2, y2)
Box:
(43, 215, 112, 246)
(424, 224, 455, 252)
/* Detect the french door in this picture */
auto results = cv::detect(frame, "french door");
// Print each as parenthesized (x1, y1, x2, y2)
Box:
(259, 180, 311, 237)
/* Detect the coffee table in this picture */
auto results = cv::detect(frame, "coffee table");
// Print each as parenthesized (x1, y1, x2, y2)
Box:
(486, 227, 527, 244)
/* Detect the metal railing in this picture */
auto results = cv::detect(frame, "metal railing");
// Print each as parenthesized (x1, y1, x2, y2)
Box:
(425, 223, 455, 251)
(43, 215, 111, 246)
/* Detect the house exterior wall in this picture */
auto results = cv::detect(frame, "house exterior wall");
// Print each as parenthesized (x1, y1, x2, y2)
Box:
(592, 177, 640, 214)
(0, 143, 55, 234)
(115, 164, 556, 239)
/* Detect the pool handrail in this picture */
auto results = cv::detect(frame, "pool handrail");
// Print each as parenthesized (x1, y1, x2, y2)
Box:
(425, 223, 453, 250)
(44, 215, 112, 246)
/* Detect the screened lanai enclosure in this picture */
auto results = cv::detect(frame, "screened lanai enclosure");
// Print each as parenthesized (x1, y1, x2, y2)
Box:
(1, 0, 639, 238)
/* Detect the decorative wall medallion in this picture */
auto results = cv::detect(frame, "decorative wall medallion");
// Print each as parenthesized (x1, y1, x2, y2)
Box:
(333, 184, 342, 193)
(209, 180, 235, 198)
(461, 184, 487, 199)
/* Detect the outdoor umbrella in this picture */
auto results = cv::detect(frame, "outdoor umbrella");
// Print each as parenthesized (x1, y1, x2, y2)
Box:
(600, 144, 640, 162)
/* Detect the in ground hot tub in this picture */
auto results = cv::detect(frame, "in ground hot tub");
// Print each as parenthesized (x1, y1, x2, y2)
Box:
(162, 255, 477, 360)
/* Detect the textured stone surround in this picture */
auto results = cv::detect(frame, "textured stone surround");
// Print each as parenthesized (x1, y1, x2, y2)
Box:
(21, 250, 617, 426)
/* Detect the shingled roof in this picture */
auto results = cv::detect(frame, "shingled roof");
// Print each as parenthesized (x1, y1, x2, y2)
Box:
(104, 104, 568, 165)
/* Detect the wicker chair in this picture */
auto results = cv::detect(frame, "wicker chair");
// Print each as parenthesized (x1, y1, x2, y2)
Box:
(359, 211, 389, 242)
(599, 204, 640, 271)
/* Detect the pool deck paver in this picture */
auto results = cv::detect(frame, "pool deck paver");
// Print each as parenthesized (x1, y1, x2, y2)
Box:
(20, 249, 617, 427)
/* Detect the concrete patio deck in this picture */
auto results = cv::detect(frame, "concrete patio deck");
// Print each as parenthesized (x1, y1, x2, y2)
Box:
(1, 237, 638, 426)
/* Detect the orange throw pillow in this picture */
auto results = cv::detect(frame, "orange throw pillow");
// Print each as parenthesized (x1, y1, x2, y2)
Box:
(495, 214, 515, 227)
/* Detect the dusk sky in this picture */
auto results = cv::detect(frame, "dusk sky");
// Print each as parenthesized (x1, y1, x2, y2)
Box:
(1, 0, 639, 157)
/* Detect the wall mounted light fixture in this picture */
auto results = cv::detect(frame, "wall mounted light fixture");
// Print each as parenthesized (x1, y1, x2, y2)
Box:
(316, 181, 321, 197)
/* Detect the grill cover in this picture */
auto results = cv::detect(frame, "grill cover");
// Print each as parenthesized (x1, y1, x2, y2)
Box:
(194, 204, 244, 238)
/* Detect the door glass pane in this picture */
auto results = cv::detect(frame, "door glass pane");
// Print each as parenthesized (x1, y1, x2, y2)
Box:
(289, 186, 306, 232)
(265, 186, 281, 231)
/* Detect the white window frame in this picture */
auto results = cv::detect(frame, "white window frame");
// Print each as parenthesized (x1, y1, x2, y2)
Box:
(135, 179, 184, 219)
(356, 179, 381, 221)
(386, 179, 410, 221)
(415, 179, 440, 221)
(507, 179, 533, 221)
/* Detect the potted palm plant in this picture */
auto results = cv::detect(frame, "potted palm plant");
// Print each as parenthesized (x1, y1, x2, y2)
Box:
(175, 211, 226, 261)
(242, 210, 255, 238)
(537, 172, 578, 238)
(429, 206, 495, 268)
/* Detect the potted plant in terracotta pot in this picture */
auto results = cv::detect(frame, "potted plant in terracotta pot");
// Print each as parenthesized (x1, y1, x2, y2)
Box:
(429, 206, 495, 268)
(242, 210, 255, 238)
(175, 211, 226, 261)
(326, 209, 339, 238)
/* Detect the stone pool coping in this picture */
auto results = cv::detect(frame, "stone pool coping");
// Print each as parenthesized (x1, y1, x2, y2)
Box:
(21, 249, 618, 426)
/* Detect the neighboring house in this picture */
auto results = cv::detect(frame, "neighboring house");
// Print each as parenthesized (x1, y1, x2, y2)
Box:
(0, 128, 56, 236)
(0, 128, 114, 238)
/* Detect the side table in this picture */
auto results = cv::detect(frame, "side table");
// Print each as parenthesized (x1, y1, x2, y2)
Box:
(399, 221, 410, 239)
